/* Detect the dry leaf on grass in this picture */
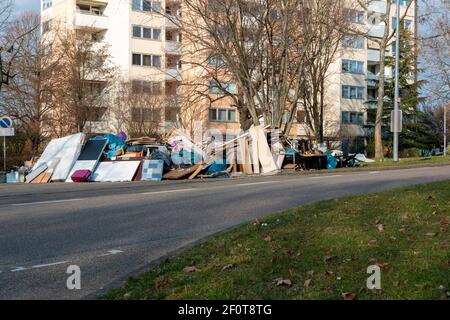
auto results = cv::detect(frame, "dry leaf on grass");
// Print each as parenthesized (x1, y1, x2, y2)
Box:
(304, 279, 311, 288)
(156, 278, 171, 289)
(275, 278, 292, 286)
(183, 266, 200, 273)
(222, 264, 235, 271)
(342, 292, 356, 300)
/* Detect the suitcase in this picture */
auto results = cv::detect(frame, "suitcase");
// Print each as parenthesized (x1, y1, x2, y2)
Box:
(71, 170, 92, 183)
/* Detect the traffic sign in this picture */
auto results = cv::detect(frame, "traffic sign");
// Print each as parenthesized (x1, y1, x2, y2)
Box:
(0, 128, 14, 137)
(0, 116, 13, 129)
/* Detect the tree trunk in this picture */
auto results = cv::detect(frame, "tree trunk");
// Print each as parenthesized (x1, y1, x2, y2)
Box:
(374, 46, 386, 161)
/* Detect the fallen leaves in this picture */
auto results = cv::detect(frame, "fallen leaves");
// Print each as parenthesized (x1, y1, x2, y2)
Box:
(376, 224, 384, 232)
(304, 279, 311, 288)
(323, 255, 337, 263)
(275, 278, 292, 286)
(222, 264, 235, 271)
(342, 292, 356, 300)
(156, 278, 171, 289)
(183, 266, 200, 273)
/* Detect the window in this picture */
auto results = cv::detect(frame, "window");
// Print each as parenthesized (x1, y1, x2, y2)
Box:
(132, 80, 162, 95)
(209, 108, 237, 122)
(342, 35, 365, 49)
(43, 0, 52, 10)
(393, 18, 412, 30)
(209, 81, 237, 94)
(345, 9, 364, 24)
(393, 0, 411, 6)
(132, 53, 141, 66)
(342, 112, 365, 125)
(132, 0, 141, 10)
(142, 55, 152, 66)
(42, 19, 52, 33)
(208, 53, 225, 67)
(132, 53, 161, 67)
(342, 60, 364, 74)
(132, 0, 161, 13)
(152, 55, 161, 68)
(152, 29, 161, 40)
(132, 26, 162, 40)
(342, 85, 365, 99)
(131, 108, 161, 122)
(132, 25, 141, 37)
(143, 28, 152, 39)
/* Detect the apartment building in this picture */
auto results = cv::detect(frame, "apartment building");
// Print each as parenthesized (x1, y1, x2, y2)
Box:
(40, 0, 182, 134)
(289, 0, 416, 154)
(41, 0, 416, 152)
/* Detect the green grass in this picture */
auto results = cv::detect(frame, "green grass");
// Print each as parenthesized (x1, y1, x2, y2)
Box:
(102, 181, 450, 300)
(360, 156, 450, 169)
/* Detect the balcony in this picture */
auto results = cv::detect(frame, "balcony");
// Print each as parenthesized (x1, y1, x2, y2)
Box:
(165, 41, 181, 54)
(367, 0, 387, 14)
(166, 15, 180, 29)
(75, 10, 108, 30)
(368, 24, 385, 38)
(165, 68, 181, 81)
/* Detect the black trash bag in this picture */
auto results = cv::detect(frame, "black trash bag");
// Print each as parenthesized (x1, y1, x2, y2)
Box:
(150, 149, 173, 172)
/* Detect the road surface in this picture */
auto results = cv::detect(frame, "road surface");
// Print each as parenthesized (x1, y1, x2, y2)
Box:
(0, 166, 449, 299)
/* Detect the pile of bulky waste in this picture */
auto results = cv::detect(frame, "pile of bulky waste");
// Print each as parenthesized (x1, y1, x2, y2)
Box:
(14, 126, 374, 184)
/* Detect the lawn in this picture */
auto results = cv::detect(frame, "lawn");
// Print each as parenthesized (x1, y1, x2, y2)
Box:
(103, 181, 450, 300)
(360, 156, 450, 169)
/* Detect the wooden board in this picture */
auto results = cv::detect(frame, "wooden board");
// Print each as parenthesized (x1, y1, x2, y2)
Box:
(164, 164, 202, 180)
(188, 165, 204, 180)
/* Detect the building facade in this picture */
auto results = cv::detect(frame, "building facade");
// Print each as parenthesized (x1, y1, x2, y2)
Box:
(41, 0, 416, 153)
(41, 0, 182, 134)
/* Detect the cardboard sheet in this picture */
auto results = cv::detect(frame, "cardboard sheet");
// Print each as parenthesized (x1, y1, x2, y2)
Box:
(90, 161, 141, 182)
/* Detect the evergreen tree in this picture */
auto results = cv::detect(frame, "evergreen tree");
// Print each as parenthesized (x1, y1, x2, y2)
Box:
(367, 27, 436, 156)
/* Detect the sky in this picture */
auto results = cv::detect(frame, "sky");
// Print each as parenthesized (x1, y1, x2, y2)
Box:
(14, 0, 40, 13)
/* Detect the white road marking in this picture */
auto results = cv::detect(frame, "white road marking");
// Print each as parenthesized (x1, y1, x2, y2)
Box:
(141, 188, 196, 195)
(309, 175, 343, 179)
(11, 267, 26, 272)
(11, 198, 85, 207)
(31, 261, 69, 269)
(237, 181, 282, 187)
(370, 171, 381, 174)
(99, 249, 124, 257)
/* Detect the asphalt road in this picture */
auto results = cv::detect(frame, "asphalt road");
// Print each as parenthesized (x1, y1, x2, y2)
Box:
(0, 166, 449, 300)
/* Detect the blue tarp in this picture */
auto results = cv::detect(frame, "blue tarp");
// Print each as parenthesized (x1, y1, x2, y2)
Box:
(325, 151, 337, 169)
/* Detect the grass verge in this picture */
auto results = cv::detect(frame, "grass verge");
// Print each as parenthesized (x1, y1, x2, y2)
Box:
(102, 181, 450, 300)
(360, 156, 450, 169)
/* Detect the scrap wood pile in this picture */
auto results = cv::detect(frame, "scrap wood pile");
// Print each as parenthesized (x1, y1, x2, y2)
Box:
(24, 125, 287, 184)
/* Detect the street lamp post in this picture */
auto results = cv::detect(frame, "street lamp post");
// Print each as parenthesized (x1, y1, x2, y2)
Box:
(393, 0, 401, 162)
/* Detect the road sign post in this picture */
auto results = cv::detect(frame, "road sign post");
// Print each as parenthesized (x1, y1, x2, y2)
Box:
(0, 116, 14, 173)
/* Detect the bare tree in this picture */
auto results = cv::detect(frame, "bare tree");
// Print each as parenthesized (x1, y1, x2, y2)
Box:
(110, 80, 166, 138)
(419, 0, 449, 106)
(0, 12, 63, 158)
(49, 26, 117, 135)
(167, 0, 349, 144)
